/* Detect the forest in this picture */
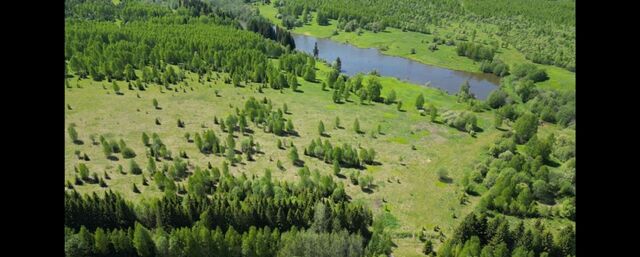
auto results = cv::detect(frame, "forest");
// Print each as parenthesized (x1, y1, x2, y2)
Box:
(65, 1, 575, 256)
(270, 0, 575, 71)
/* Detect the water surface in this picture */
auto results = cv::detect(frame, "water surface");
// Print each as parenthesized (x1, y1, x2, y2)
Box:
(293, 34, 500, 99)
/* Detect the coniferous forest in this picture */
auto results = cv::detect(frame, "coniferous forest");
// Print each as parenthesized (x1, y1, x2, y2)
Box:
(65, 1, 574, 256)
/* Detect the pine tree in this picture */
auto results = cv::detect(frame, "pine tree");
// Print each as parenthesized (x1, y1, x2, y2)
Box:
(94, 227, 111, 256)
(289, 146, 300, 166)
(129, 160, 142, 175)
(385, 90, 396, 104)
(286, 119, 295, 134)
(132, 183, 140, 193)
(113, 81, 121, 94)
(68, 125, 80, 144)
(142, 132, 150, 146)
(354, 118, 361, 133)
(318, 121, 325, 136)
(153, 98, 159, 109)
(333, 159, 341, 176)
(429, 104, 438, 122)
(133, 222, 155, 257)
(494, 113, 504, 129)
(334, 116, 341, 129)
(416, 93, 425, 110)
(423, 240, 433, 255)
(99, 178, 107, 187)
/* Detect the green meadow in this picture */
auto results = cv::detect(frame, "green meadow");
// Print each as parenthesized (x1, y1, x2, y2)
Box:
(66, 61, 501, 256)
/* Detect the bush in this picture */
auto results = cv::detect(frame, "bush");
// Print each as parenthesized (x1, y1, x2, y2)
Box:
(486, 90, 508, 109)
(437, 168, 449, 182)
(442, 111, 477, 132)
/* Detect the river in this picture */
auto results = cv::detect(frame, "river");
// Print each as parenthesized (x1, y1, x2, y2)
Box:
(292, 34, 500, 99)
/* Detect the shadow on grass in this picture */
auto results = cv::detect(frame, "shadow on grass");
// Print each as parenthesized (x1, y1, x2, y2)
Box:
(72, 140, 84, 145)
(361, 184, 378, 194)
(293, 160, 305, 167)
(320, 133, 331, 138)
(287, 131, 300, 137)
(439, 177, 453, 184)
(107, 156, 119, 161)
(336, 173, 346, 179)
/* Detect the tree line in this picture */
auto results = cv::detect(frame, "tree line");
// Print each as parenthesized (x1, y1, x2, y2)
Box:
(271, 0, 574, 70)
(436, 212, 575, 257)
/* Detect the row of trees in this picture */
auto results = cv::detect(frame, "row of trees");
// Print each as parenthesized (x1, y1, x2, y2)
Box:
(66, 167, 373, 235)
(456, 42, 496, 61)
(304, 138, 377, 169)
(65, 223, 368, 257)
(437, 212, 575, 257)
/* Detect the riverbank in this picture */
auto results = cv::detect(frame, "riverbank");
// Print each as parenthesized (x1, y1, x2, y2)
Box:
(257, 3, 575, 92)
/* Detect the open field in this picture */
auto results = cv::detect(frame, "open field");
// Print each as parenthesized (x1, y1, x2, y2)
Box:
(66, 61, 501, 255)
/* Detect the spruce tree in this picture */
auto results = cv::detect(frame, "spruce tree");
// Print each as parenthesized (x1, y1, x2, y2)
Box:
(132, 183, 140, 193)
(416, 93, 425, 110)
(133, 223, 155, 257)
(318, 121, 325, 136)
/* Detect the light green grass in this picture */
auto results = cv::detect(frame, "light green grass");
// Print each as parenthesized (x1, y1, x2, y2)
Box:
(66, 60, 502, 255)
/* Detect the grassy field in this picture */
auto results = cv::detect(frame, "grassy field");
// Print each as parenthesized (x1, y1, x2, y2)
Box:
(257, 3, 575, 92)
(66, 59, 502, 256)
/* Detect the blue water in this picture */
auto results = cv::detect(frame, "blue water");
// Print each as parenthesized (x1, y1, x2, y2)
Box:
(293, 34, 500, 99)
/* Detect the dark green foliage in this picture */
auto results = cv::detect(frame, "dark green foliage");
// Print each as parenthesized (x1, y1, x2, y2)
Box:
(457, 42, 495, 61)
(423, 240, 433, 255)
(129, 159, 142, 175)
(122, 147, 136, 159)
(305, 138, 375, 168)
(487, 89, 508, 109)
(441, 212, 574, 257)
(141, 132, 150, 146)
(515, 80, 538, 103)
(385, 89, 396, 104)
(318, 121, 325, 136)
(365, 76, 383, 102)
(68, 124, 80, 144)
(77, 163, 90, 181)
(353, 118, 361, 133)
(513, 113, 538, 144)
(442, 111, 478, 133)
(132, 183, 141, 194)
(457, 80, 475, 102)
(415, 93, 425, 110)
(513, 64, 549, 83)
(99, 178, 108, 188)
(64, 190, 136, 230)
(480, 59, 510, 77)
